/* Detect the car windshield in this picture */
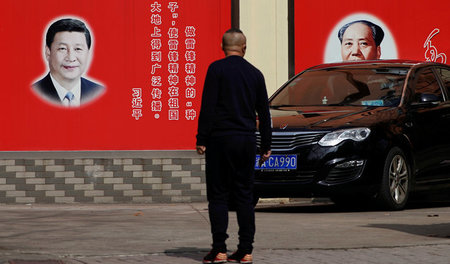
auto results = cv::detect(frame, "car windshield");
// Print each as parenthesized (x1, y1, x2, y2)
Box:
(271, 67, 409, 107)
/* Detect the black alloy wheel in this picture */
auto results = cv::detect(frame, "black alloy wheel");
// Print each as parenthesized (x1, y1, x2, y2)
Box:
(377, 147, 411, 210)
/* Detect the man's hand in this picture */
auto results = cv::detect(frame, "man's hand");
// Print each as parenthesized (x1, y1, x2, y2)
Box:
(258, 150, 272, 166)
(196, 145, 206, 155)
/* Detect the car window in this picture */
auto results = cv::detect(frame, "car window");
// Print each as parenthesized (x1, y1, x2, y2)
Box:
(413, 68, 444, 102)
(435, 68, 450, 100)
(270, 67, 407, 107)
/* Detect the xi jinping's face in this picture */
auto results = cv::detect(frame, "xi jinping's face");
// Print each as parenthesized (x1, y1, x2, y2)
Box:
(46, 31, 90, 87)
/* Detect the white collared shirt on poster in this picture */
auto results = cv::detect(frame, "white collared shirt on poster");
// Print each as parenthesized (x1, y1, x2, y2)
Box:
(50, 74, 81, 107)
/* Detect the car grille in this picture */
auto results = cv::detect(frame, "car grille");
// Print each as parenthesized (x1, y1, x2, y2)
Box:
(256, 131, 326, 151)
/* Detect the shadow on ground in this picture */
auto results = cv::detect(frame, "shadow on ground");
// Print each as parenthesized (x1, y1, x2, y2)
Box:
(164, 247, 209, 262)
(255, 197, 450, 214)
(365, 223, 450, 239)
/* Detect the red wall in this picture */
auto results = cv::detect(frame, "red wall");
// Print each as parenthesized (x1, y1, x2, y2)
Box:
(295, 0, 450, 71)
(0, 0, 231, 150)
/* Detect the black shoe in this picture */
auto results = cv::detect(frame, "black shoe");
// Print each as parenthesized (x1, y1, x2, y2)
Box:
(228, 250, 253, 264)
(202, 249, 227, 263)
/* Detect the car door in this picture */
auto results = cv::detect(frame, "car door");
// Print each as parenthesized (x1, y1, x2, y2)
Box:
(432, 66, 450, 179)
(406, 66, 450, 188)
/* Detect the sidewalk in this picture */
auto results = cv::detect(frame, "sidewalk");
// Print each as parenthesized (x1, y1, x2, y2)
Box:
(1, 201, 449, 263)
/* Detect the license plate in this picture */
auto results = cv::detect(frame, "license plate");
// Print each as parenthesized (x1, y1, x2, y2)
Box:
(255, 154, 297, 170)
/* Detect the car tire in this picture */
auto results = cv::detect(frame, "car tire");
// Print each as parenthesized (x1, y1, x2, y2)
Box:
(376, 147, 411, 210)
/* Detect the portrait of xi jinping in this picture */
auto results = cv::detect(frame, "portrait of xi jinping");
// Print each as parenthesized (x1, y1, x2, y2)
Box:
(33, 18, 105, 107)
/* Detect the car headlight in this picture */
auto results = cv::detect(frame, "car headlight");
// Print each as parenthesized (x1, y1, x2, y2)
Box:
(318, 128, 371, 147)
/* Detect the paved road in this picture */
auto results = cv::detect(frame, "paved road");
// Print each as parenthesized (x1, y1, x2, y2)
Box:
(0, 199, 449, 263)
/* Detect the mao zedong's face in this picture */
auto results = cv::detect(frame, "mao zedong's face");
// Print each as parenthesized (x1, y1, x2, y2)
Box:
(340, 23, 380, 61)
(45, 31, 90, 86)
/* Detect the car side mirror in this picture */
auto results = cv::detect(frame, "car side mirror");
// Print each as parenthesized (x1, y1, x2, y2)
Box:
(420, 93, 441, 103)
(411, 93, 441, 108)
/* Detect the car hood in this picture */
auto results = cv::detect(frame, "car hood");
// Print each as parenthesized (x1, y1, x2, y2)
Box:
(269, 106, 399, 131)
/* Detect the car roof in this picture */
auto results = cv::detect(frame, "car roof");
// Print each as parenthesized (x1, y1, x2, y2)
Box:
(306, 59, 445, 71)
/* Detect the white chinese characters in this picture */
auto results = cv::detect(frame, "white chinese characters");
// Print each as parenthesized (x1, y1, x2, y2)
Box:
(137, 0, 198, 121)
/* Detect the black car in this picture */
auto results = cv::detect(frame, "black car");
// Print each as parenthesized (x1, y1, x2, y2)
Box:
(255, 60, 450, 210)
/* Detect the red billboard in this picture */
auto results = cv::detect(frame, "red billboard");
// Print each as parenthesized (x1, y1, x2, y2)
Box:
(4, 1, 448, 151)
(0, 0, 231, 151)
(295, 0, 449, 72)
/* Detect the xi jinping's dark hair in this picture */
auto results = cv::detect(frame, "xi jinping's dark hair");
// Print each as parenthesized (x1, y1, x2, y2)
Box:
(46, 18, 91, 49)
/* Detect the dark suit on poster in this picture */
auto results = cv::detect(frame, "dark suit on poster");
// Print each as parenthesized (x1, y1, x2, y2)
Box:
(33, 74, 104, 106)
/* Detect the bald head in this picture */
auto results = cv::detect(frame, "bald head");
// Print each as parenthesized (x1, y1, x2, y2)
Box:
(222, 28, 247, 56)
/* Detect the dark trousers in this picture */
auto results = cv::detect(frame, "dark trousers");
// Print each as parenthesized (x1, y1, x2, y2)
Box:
(205, 135, 256, 253)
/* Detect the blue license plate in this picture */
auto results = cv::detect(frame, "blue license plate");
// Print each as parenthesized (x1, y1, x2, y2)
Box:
(255, 154, 297, 170)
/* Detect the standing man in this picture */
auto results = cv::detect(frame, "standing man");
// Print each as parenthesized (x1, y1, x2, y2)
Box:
(338, 20, 384, 61)
(33, 18, 105, 107)
(196, 28, 272, 264)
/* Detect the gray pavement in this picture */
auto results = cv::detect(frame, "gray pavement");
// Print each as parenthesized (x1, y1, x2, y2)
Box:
(0, 200, 450, 263)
